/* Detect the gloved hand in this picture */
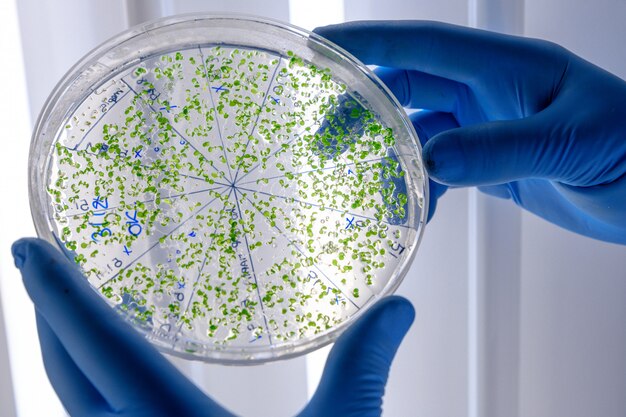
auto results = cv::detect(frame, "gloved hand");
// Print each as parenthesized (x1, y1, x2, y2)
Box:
(315, 21, 626, 244)
(11, 237, 414, 417)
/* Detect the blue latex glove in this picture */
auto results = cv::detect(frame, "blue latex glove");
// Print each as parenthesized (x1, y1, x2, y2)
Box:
(12, 237, 414, 417)
(315, 21, 626, 244)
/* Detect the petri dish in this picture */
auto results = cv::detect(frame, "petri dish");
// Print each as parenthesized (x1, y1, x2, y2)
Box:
(29, 14, 428, 364)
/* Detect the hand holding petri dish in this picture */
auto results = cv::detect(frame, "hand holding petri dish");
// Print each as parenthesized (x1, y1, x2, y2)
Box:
(29, 14, 428, 363)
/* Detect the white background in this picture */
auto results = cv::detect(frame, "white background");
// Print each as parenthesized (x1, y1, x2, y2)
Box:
(1, 0, 625, 416)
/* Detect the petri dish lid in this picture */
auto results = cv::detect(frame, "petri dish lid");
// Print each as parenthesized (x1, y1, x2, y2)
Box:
(29, 14, 428, 364)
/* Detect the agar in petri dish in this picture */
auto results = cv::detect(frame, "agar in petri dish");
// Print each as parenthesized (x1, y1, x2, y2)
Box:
(29, 15, 428, 363)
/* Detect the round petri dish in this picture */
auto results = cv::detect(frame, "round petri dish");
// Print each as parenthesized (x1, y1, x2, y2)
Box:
(29, 14, 428, 364)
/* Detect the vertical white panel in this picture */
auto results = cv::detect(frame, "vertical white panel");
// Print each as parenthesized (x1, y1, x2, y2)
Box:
(125, 0, 169, 27)
(467, 192, 522, 417)
(344, 0, 468, 26)
(470, 0, 524, 34)
(467, 2, 525, 417)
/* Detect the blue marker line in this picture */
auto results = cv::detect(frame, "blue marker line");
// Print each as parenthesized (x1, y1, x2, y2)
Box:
(232, 60, 282, 183)
(120, 78, 226, 182)
(170, 188, 236, 348)
(73, 88, 132, 150)
(236, 155, 409, 186)
(62, 185, 225, 218)
(237, 189, 359, 310)
(197, 46, 235, 183)
(234, 113, 325, 184)
(232, 188, 274, 345)
(97, 189, 227, 289)
(236, 186, 412, 230)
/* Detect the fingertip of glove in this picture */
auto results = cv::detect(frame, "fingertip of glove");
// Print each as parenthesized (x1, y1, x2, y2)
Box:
(373, 296, 416, 338)
(379, 295, 415, 316)
(423, 135, 465, 185)
(312, 22, 368, 41)
(312, 24, 340, 38)
(12, 238, 63, 272)
(11, 237, 40, 269)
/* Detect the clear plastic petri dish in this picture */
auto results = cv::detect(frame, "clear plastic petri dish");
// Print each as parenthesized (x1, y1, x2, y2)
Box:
(29, 14, 428, 364)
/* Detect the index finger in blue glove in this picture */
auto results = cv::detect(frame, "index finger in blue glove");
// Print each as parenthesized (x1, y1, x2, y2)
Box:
(12, 238, 235, 417)
(300, 296, 415, 417)
(423, 109, 561, 186)
(314, 21, 564, 87)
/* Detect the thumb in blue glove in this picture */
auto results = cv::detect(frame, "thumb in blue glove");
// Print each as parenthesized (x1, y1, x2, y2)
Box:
(12, 237, 414, 417)
(315, 21, 626, 244)
(300, 291, 414, 417)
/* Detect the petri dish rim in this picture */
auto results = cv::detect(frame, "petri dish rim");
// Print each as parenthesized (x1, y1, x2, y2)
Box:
(29, 13, 429, 364)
